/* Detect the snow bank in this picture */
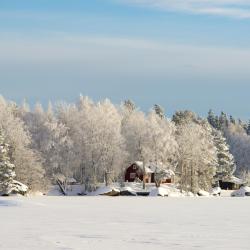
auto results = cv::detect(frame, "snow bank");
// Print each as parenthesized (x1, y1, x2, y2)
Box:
(198, 190, 210, 197)
(231, 186, 250, 197)
(149, 187, 169, 197)
(168, 192, 184, 197)
(5, 180, 28, 196)
(90, 186, 120, 196)
(211, 187, 221, 196)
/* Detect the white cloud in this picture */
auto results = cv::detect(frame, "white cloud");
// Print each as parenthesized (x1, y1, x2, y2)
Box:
(117, 0, 250, 18)
(1, 34, 250, 78)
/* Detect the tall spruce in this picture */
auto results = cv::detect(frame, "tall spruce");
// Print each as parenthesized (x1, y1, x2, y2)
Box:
(213, 129, 235, 180)
(229, 115, 236, 125)
(154, 104, 165, 119)
(0, 129, 16, 194)
(124, 99, 136, 112)
(219, 112, 229, 130)
(247, 120, 250, 136)
(207, 109, 217, 128)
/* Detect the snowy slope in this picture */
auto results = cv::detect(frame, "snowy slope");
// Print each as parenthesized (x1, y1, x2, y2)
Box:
(1, 196, 250, 250)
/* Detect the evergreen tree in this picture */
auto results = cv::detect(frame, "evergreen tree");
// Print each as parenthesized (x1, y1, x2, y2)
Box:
(0, 129, 16, 194)
(229, 115, 236, 125)
(242, 122, 248, 134)
(247, 120, 250, 136)
(207, 109, 217, 128)
(212, 115, 220, 130)
(154, 104, 165, 119)
(124, 99, 136, 112)
(172, 110, 197, 125)
(219, 112, 229, 129)
(213, 129, 235, 180)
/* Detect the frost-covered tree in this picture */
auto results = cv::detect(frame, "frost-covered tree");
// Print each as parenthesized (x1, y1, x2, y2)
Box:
(0, 129, 15, 194)
(58, 97, 126, 191)
(229, 115, 236, 125)
(172, 110, 198, 125)
(246, 120, 250, 136)
(20, 101, 75, 181)
(224, 123, 250, 175)
(212, 129, 235, 180)
(219, 112, 229, 130)
(176, 121, 217, 193)
(123, 99, 136, 112)
(154, 104, 165, 119)
(0, 96, 45, 191)
(146, 112, 178, 167)
(207, 109, 217, 129)
(122, 109, 148, 164)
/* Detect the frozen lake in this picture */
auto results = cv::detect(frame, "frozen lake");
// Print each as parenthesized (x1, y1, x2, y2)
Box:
(0, 196, 249, 250)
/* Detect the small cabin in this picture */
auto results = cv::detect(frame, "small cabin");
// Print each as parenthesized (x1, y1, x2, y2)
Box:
(124, 161, 175, 184)
(124, 162, 152, 183)
(219, 176, 246, 190)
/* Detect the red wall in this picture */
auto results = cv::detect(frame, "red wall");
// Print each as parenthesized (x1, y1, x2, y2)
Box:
(125, 164, 143, 182)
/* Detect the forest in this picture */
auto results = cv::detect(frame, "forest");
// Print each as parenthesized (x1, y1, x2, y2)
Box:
(1, 95, 250, 194)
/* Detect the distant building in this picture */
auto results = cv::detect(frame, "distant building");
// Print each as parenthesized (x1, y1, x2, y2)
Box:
(219, 176, 246, 190)
(124, 161, 175, 184)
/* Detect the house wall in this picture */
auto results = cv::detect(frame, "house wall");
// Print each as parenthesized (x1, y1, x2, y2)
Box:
(219, 180, 241, 190)
(125, 164, 143, 182)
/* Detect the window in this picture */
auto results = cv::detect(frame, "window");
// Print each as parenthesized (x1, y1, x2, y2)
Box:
(130, 173, 136, 179)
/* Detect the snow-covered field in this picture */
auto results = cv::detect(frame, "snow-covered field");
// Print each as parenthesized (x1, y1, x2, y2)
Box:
(1, 197, 250, 250)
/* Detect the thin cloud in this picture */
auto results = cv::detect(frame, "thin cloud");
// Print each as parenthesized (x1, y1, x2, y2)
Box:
(117, 0, 250, 18)
(1, 34, 250, 77)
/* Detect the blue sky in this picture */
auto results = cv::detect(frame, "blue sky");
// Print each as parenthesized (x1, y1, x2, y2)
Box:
(1, 0, 250, 118)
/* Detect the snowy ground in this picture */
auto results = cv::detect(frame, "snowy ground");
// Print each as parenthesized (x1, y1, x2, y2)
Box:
(1, 196, 250, 250)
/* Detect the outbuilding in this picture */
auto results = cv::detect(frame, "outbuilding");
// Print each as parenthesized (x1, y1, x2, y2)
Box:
(219, 176, 246, 190)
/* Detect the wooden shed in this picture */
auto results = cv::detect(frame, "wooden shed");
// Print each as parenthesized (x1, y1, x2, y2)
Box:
(219, 176, 246, 190)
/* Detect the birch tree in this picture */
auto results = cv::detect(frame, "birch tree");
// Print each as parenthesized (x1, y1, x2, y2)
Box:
(176, 121, 217, 193)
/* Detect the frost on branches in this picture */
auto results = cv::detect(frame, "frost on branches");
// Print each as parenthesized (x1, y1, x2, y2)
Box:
(1, 95, 249, 193)
(175, 111, 217, 193)
(0, 129, 15, 194)
(213, 129, 235, 180)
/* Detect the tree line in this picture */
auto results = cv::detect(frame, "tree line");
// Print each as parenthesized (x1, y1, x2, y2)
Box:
(0, 95, 249, 194)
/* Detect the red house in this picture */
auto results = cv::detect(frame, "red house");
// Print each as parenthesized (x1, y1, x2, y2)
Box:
(124, 161, 175, 184)
(124, 161, 153, 183)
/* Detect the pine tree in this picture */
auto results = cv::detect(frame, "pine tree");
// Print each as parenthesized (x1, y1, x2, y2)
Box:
(219, 112, 229, 129)
(213, 129, 235, 180)
(172, 110, 197, 125)
(242, 122, 248, 134)
(229, 115, 236, 125)
(207, 109, 217, 128)
(0, 129, 16, 194)
(154, 104, 165, 119)
(124, 99, 136, 112)
(247, 120, 250, 136)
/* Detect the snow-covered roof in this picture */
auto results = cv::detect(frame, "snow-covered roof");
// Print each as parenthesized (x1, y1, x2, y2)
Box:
(133, 161, 154, 173)
(224, 176, 246, 185)
(133, 161, 175, 176)
(66, 177, 77, 183)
